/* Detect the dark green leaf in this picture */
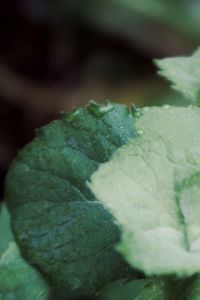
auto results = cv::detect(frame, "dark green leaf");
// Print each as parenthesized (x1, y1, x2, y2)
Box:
(5, 101, 138, 295)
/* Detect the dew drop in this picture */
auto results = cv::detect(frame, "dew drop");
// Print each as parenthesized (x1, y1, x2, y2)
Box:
(87, 100, 114, 117)
(163, 104, 170, 109)
(137, 129, 144, 136)
(130, 104, 142, 117)
(61, 108, 81, 123)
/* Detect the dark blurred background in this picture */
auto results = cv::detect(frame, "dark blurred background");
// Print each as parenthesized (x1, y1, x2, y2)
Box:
(0, 1, 200, 298)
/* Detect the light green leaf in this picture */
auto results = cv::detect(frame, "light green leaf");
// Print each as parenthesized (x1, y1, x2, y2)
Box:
(5, 102, 138, 295)
(90, 105, 200, 276)
(155, 47, 200, 105)
(0, 205, 49, 300)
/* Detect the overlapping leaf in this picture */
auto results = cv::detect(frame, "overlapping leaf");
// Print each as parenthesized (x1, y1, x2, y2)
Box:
(0, 205, 48, 300)
(90, 106, 200, 276)
(155, 48, 200, 105)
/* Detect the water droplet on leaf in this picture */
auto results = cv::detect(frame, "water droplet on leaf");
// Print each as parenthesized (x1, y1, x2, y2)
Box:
(87, 100, 114, 117)
(163, 104, 170, 109)
(137, 129, 144, 136)
(130, 104, 142, 117)
(61, 108, 81, 123)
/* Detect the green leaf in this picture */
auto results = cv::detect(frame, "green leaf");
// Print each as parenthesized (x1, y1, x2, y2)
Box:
(100, 279, 149, 300)
(0, 205, 14, 256)
(155, 47, 200, 105)
(101, 276, 200, 300)
(0, 205, 49, 300)
(184, 275, 200, 300)
(90, 105, 200, 277)
(134, 278, 182, 300)
(5, 101, 138, 295)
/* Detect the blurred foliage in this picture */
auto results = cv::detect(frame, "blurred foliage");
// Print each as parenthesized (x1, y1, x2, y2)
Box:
(37, 0, 200, 41)
(82, 0, 200, 39)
